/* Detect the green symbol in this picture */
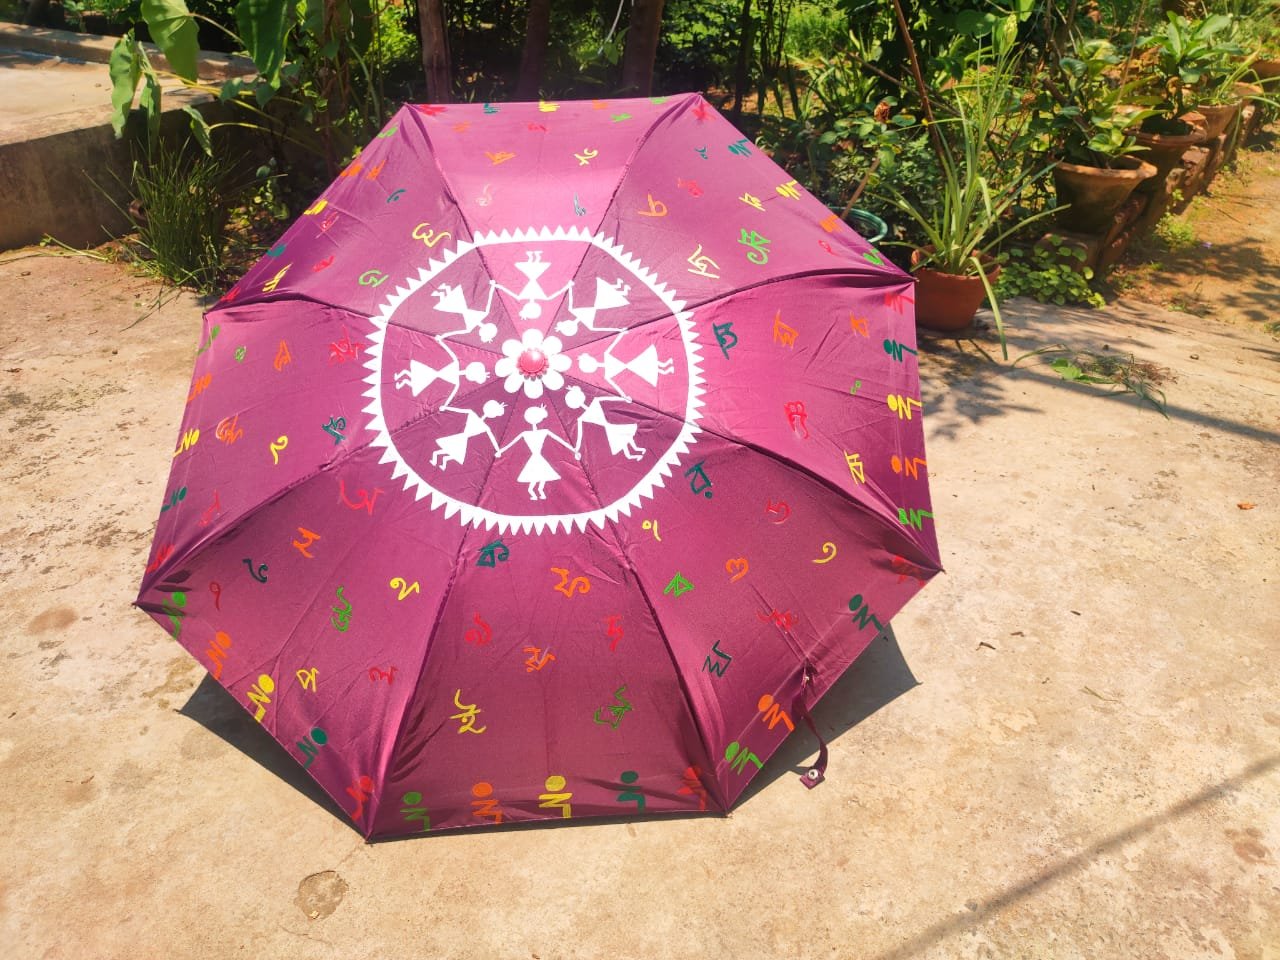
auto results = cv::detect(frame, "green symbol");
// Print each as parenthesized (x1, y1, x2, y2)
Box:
(863, 251, 883, 265)
(235, 346, 247, 362)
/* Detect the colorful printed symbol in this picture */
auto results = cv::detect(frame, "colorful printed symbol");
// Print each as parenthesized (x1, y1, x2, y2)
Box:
(617, 771, 645, 811)
(451, 690, 487, 734)
(330, 585, 353, 632)
(246, 674, 274, 722)
(386, 188, 405, 203)
(664, 572, 693, 597)
(642, 519, 661, 542)
(813, 542, 837, 564)
(725, 557, 748, 582)
(471, 782, 503, 823)
(389, 577, 420, 600)
(297, 727, 328, 768)
(684, 460, 713, 498)
(539, 776, 572, 817)
(551, 567, 590, 598)
(703, 640, 732, 677)
(401, 791, 430, 831)
(269, 435, 288, 465)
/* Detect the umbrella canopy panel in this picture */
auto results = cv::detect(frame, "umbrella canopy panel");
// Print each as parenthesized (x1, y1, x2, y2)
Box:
(138, 94, 940, 837)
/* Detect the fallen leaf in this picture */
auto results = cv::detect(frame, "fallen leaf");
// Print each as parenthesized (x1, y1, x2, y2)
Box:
(1238, 502, 1256, 510)
(977, 641, 997, 651)
(1010, 630, 1025, 636)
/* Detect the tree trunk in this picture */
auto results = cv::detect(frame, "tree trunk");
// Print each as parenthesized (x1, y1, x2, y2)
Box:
(620, 0, 666, 96)
(419, 0, 452, 103)
(730, 0, 753, 124)
(516, 0, 552, 99)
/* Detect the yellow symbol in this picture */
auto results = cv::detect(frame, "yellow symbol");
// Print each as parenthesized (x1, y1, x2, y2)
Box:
(813, 542, 837, 564)
(638, 193, 668, 217)
(269, 435, 288, 465)
(262, 264, 290, 292)
(575, 148, 598, 165)
(303, 199, 328, 215)
(411, 222, 452, 248)
(451, 690, 487, 735)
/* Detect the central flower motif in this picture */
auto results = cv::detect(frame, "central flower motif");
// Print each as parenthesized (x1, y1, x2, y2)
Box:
(495, 328, 571, 399)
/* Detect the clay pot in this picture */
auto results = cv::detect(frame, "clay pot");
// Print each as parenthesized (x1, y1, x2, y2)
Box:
(910, 248, 1001, 333)
(1251, 58, 1280, 83)
(1195, 100, 1241, 140)
(1132, 116, 1207, 192)
(1052, 156, 1157, 234)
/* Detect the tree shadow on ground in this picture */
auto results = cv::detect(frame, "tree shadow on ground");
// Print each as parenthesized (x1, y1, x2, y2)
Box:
(866, 751, 1280, 960)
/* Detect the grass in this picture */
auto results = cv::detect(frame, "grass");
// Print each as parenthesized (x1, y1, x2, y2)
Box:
(121, 141, 243, 294)
(1012, 345, 1173, 416)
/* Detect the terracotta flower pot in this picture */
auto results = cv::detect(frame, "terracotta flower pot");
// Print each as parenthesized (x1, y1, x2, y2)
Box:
(910, 248, 1001, 333)
(1132, 115, 1208, 192)
(1196, 100, 1241, 140)
(1251, 58, 1280, 82)
(1052, 156, 1157, 234)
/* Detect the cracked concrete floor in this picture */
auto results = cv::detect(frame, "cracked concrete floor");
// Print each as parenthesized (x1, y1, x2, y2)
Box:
(0, 245, 1276, 958)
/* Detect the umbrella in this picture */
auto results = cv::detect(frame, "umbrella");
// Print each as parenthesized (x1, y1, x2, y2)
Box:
(138, 93, 941, 837)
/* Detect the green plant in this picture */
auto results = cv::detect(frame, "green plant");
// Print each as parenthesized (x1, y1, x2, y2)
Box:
(1153, 211, 1197, 249)
(1136, 13, 1244, 131)
(996, 240, 1106, 307)
(108, 0, 397, 173)
(1012, 346, 1171, 416)
(876, 44, 1058, 277)
(120, 140, 243, 292)
(1034, 37, 1155, 166)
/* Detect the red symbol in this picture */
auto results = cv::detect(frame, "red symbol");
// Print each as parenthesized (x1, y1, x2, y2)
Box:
(890, 555, 928, 584)
(757, 609, 798, 629)
(313, 256, 335, 272)
(605, 615, 624, 652)
(416, 104, 447, 116)
(464, 613, 492, 646)
(764, 499, 790, 523)
(345, 775, 375, 820)
(145, 543, 174, 573)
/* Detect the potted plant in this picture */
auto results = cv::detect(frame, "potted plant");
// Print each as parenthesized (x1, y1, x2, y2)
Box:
(878, 53, 1058, 334)
(1036, 38, 1158, 233)
(1130, 13, 1238, 183)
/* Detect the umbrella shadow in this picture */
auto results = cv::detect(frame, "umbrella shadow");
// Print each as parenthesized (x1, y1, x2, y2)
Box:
(178, 629, 916, 834)
(179, 674, 351, 825)
(736, 624, 920, 808)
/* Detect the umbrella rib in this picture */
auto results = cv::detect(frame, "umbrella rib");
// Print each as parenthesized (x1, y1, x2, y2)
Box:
(562, 265, 914, 358)
(532, 397, 731, 810)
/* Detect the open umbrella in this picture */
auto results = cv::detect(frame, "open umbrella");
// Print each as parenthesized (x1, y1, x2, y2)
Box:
(138, 93, 941, 837)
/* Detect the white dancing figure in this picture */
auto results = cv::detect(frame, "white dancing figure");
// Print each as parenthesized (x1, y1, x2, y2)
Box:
(495, 251, 572, 322)
(495, 405, 577, 500)
(577, 342, 675, 403)
(430, 399, 506, 471)
(555, 277, 631, 337)
(432, 281, 499, 343)
(395, 351, 487, 403)
(565, 385, 645, 461)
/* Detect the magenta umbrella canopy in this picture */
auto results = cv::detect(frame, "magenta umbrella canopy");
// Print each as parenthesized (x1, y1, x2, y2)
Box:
(137, 94, 941, 838)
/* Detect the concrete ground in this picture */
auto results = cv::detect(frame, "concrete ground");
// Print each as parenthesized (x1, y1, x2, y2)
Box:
(0, 231, 1277, 955)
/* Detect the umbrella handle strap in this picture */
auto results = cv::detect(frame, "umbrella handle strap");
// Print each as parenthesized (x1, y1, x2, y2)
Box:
(791, 695, 828, 789)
